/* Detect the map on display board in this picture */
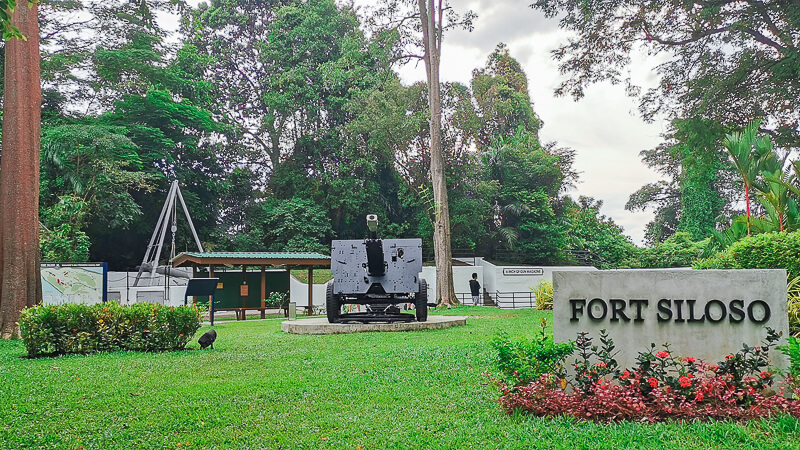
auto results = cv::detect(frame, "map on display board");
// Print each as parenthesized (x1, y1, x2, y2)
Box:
(41, 263, 108, 305)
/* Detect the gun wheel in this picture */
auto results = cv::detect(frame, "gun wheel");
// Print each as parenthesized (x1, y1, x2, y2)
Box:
(326, 281, 340, 323)
(415, 279, 428, 322)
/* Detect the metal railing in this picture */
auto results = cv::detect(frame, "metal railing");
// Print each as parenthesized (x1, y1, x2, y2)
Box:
(456, 292, 488, 306)
(446, 291, 538, 309)
(493, 291, 537, 309)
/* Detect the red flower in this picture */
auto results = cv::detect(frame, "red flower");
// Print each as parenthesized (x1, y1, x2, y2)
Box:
(620, 371, 630, 380)
(726, 354, 734, 361)
(695, 392, 704, 402)
(595, 362, 607, 368)
(656, 351, 669, 358)
(683, 357, 695, 363)
(760, 371, 770, 379)
(678, 376, 692, 388)
(709, 365, 719, 371)
(648, 378, 658, 388)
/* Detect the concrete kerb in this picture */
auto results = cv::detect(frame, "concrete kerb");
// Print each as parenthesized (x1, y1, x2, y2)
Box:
(281, 315, 468, 335)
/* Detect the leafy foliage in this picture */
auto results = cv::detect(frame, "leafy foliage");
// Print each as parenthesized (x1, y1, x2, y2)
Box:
(695, 232, 800, 281)
(777, 336, 800, 383)
(19, 303, 202, 357)
(26, 0, 600, 273)
(231, 197, 333, 253)
(530, 1, 800, 151)
(634, 232, 707, 268)
(39, 195, 91, 262)
(492, 318, 574, 386)
(627, 118, 738, 244)
(789, 276, 800, 338)
(531, 280, 553, 310)
(472, 44, 542, 147)
(40, 124, 158, 229)
(566, 196, 636, 268)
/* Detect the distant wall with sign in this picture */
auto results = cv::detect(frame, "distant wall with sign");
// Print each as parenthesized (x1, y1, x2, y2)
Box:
(41, 262, 108, 305)
(476, 258, 597, 295)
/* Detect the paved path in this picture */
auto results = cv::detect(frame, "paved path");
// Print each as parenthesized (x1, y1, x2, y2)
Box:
(281, 315, 467, 335)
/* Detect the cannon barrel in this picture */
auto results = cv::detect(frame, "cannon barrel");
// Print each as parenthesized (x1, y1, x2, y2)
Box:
(364, 214, 385, 277)
(365, 239, 385, 276)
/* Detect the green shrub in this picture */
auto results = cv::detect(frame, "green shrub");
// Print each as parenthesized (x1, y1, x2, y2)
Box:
(695, 232, 800, 280)
(633, 232, 707, 268)
(692, 250, 738, 270)
(531, 280, 553, 310)
(789, 276, 800, 338)
(19, 303, 202, 357)
(778, 336, 800, 386)
(492, 318, 574, 386)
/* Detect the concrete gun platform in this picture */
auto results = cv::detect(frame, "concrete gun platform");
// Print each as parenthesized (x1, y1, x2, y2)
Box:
(281, 315, 467, 335)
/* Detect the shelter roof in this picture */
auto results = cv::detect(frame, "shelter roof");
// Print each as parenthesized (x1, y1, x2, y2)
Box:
(172, 252, 330, 267)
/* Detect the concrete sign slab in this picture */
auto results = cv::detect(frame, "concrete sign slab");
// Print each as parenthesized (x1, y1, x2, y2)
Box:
(553, 269, 790, 373)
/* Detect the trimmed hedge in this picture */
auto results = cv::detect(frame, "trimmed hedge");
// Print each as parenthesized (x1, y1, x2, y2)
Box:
(695, 231, 800, 280)
(19, 303, 202, 357)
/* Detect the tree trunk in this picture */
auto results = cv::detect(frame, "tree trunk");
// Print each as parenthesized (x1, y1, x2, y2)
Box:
(418, 0, 457, 306)
(744, 183, 751, 235)
(0, 3, 42, 339)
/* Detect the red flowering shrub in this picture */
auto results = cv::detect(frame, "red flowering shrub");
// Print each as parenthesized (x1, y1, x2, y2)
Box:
(494, 328, 800, 422)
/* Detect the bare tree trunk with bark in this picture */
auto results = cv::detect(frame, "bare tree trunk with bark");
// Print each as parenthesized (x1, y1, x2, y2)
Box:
(418, 0, 457, 306)
(0, 3, 42, 339)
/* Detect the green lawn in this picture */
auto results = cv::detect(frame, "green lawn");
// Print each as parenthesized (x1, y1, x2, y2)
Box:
(291, 269, 333, 284)
(1, 307, 798, 449)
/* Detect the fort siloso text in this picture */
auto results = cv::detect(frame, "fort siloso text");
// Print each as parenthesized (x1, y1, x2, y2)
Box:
(569, 298, 771, 324)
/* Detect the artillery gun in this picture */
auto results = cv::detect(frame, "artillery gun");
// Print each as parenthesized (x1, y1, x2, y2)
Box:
(326, 215, 429, 323)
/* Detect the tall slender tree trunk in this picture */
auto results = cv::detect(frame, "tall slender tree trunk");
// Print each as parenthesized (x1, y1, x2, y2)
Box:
(418, 0, 456, 306)
(744, 184, 751, 235)
(0, 3, 42, 339)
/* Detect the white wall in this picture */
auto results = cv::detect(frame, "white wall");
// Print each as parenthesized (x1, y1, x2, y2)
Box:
(476, 259, 598, 293)
(289, 275, 327, 307)
(107, 285, 189, 307)
(421, 266, 482, 304)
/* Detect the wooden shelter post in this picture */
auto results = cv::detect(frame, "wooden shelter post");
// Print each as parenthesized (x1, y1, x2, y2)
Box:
(209, 265, 215, 326)
(260, 265, 266, 319)
(307, 267, 314, 314)
(192, 266, 197, 305)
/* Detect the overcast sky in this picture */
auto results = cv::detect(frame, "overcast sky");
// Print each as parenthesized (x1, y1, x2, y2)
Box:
(167, 0, 669, 245)
(377, 0, 670, 245)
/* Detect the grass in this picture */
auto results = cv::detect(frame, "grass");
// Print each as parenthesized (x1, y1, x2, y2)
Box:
(1, 307, 798, 449)
(290, 268, 333, 284)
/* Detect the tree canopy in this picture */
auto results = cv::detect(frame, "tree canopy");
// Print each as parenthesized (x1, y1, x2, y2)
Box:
(530, 1, 800, 150)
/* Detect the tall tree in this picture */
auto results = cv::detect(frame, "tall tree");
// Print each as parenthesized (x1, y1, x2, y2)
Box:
(418, 0, 457, 305)
(471, 43, 542, 147)
(627, 118, 740, 244)
(0, 3, 41, 338)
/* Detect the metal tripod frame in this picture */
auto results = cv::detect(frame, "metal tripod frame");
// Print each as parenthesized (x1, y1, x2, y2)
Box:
(133, 180, 204, 286)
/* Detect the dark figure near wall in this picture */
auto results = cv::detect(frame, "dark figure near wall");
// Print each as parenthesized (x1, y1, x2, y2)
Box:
(198, 329, 217, 349)
(469, 273, 481, 306)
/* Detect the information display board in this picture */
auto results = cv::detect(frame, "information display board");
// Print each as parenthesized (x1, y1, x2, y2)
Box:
(41, 262, 108, 305)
